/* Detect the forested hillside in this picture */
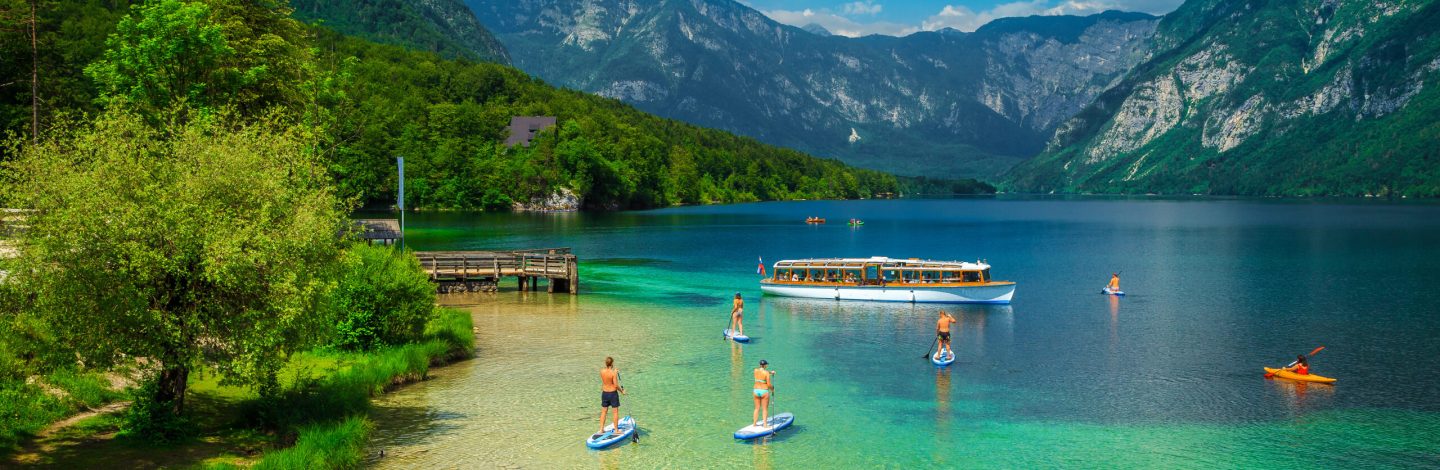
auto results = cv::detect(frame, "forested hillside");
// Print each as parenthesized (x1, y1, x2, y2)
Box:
(1007, 0, 1440, 197)
(0, 0, 983, 213)
(290, 0, 510, 64)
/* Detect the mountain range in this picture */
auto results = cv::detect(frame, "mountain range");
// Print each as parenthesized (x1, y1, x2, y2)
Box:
(1007, 0, 1440, 197)
(463, 0, 1160, 179)
(303, 0, 1440, 197)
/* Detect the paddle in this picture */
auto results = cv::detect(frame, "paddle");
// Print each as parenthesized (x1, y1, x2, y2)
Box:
(1265, 346, 1325, 378)
(921, 335, 938, 359)
(724, 307, 732, 340)
(621, 374, 637, 444)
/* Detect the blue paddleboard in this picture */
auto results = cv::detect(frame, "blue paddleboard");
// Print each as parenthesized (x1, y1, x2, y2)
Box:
(734, 412, 794, 440)
(932, 350, 956, 366)
(1102, 287, 1126, 296)
(724, 328, 750, 343)
(585, 416, 636, 449)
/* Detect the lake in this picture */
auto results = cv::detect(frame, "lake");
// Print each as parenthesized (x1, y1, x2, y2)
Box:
(364, 198, 1440, 468)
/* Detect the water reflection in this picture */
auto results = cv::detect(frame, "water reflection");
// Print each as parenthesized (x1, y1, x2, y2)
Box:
(1268, 378, 1335, 413)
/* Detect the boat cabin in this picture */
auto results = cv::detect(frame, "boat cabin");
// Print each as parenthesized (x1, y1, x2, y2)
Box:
(766, 257, 997, 286)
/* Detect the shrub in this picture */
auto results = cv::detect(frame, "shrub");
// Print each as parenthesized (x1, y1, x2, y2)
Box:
(0, 381, 65, 450)
(327, 244, 436, 351)
(120, 377, 190, 441)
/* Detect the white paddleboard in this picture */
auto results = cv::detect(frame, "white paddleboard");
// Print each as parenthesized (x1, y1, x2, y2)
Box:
(585, 416, 636, 449)
(932, 350, 956, 366)
(724, 328, 750, 343)
(1102, 287, 1125, 296)
(734, 412, 794, 440)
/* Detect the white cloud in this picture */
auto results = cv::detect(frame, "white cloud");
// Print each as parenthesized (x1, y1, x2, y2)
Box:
(920, 0, 1123, 32)
(842, 1, 883, 15)
(763, 7, 918, 37)
(763, 0, 1180, 37)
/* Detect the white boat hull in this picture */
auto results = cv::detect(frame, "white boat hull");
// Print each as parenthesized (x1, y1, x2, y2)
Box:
(760, 283, 1014, 304)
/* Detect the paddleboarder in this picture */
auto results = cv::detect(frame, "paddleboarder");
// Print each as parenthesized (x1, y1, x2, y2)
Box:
(936, 310, 957, 358)
(1108, 273, 1121, 292)
(730, 292, 745, 336)
(752, 359, 775, 427)
(598, 356, 626, 434)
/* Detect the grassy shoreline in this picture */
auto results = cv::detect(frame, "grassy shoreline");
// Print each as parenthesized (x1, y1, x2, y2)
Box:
(5, 308, 474, 468)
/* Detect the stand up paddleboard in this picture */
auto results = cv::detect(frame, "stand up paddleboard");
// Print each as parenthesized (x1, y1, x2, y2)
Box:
(734, 412, 794, 440)
(932, 350, 956, 366)
(1102, 287, 1126, 296)
(585, 416, 637, 449)
(724, 328, 750, 343)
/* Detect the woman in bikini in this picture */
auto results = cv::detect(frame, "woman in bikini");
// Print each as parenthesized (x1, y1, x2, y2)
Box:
(731, 292, 745, 336)
(752, 359, 775, 427)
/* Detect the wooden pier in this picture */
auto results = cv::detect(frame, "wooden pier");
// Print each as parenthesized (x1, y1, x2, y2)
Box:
(414, 248, 578, 294)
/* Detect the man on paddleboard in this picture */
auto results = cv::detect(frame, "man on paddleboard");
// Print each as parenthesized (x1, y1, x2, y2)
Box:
(753, 359, 775, 427)
(730, 292, 745, 336)
(1108, 273, 1121, 292)
(598, 357, 626, 434)
(936, 310, 957, 358)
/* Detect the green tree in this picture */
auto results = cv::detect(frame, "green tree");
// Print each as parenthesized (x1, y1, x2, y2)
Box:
(327, 244, 436, 351)
(84, 0, 316, 119)
(1, 110, 346, 423)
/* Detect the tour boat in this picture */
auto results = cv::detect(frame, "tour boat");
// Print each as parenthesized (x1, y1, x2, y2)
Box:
(759, 257, 1015, 304)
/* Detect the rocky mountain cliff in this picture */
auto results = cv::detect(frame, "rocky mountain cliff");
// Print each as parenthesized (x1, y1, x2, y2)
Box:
(293, 0, 510, 64)
(1007, 0, 1440, 196)
(464, 0, 1158, 178)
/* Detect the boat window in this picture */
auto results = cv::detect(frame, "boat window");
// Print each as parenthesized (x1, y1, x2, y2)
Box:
(962, 271, 980, 282)
(981, 269, 991, 282)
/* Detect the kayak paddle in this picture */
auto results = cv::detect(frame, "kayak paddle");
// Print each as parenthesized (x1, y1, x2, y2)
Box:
(1265, 345, 1325, 378)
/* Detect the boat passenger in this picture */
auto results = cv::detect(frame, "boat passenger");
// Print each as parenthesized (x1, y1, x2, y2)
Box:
(731, 292, 745, 336)
(1108, 273, 1120, 291)
(598, 356, 626, 434)
(936, 310, 957, 358)
(1285, 355, 1309, 375)
(752, 360, 775, 427)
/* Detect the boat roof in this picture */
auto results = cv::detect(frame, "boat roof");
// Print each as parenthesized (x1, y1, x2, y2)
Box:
(773, 257, 990, 270)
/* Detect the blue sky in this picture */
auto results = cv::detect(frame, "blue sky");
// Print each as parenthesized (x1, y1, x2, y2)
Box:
(739, 0, 1184, 37)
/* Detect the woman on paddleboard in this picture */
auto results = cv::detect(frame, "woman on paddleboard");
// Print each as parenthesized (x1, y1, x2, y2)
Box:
(1108, 273, 1121, 292)
(731, 292, 745, 336)
(752, 359, 775, 427)
(598, 357, 626, 434)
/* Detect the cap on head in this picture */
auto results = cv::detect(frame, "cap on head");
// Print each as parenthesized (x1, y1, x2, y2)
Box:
(735, 292, 742, 298)
(759, 359, 768, 366)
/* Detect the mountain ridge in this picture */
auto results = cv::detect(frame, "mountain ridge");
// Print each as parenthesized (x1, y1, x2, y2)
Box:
(1006, 0, 1440, 197)
(464, 0, 1159, 179)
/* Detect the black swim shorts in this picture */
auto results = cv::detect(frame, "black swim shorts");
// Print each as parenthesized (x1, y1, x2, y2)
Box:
(601, 390, 620, 408)
(937, 331, 951, 341)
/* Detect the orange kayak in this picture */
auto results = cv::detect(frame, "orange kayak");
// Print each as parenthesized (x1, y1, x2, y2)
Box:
(1264, 367, 1336, 383)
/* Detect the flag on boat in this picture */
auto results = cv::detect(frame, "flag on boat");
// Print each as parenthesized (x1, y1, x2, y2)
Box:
(757, 256, 766, 276)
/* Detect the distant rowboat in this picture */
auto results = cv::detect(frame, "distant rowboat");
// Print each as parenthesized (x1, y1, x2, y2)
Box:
(805, 217, 826, 224)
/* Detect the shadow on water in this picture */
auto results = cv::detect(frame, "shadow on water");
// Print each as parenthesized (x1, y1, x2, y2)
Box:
(590, 257, 673, 267)
(661, 292, 726, 307)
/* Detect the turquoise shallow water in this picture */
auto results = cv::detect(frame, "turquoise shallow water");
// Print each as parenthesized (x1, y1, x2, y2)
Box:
(364, 198, 1440, 468)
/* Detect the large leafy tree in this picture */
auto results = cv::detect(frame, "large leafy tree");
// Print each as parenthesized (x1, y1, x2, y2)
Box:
(1, 110, 347, 417)
(84, 0, 315, 119)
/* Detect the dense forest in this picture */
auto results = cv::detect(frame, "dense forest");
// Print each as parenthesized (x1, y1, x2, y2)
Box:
(0, 0, 990, 213)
